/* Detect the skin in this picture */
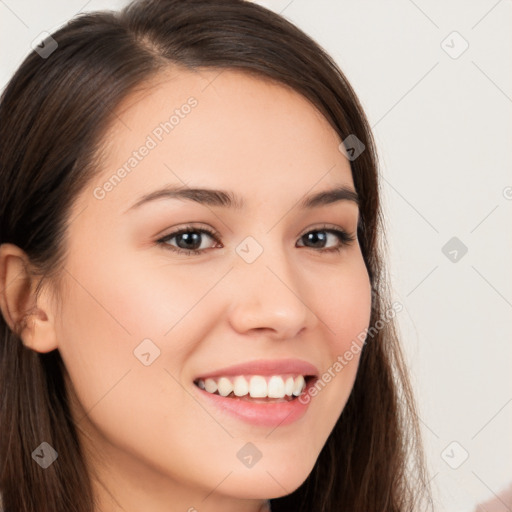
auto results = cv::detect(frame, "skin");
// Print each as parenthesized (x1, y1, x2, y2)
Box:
(0, 68, 372, 512)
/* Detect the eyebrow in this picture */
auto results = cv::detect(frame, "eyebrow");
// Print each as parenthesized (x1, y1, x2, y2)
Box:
(125, 184, 360, 212)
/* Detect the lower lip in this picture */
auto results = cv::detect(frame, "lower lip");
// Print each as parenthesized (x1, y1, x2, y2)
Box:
(192, 377, 317, 427)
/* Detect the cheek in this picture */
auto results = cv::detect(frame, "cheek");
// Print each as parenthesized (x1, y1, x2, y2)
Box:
(54, 250, 161, 410)
(55, 248, 219, 420)
(303, 256, 372, 410)
(88, 250, 220, 341)
(54, 256, 198, 457)
(315, 256, 372, 351)
(55, 267, 135, 415)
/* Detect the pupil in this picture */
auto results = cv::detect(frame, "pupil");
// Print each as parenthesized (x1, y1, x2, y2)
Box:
(178, 232, 200, 250)
(306, 231, 325, 248)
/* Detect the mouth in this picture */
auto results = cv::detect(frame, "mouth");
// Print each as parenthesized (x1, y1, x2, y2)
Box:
(193, 374, 318, 403)
(191, 358, 319, 426)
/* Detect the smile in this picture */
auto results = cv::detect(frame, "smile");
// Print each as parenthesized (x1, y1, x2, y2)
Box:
(192, 358, 319, 426)
(194, 374, 310, 400)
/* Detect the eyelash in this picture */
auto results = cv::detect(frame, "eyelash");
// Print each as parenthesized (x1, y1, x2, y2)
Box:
(156, 223, 356, 256)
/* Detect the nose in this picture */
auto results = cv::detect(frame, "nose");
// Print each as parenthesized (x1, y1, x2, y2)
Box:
(225, 242, 319, 340)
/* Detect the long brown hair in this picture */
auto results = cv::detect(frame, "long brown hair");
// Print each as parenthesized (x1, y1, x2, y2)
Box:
(0, 1, 432, 510)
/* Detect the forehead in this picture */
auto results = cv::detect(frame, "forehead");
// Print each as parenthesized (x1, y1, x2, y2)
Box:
(81, 67, 355, 213)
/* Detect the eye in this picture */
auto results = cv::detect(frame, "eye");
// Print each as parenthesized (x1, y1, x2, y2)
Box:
(156, 223, 356, 256)
(296, 224, 356, 253)
(156, 224, 221, 256)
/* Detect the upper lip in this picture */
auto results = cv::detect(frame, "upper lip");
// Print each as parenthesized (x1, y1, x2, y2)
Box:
(194, 358, 319, 381)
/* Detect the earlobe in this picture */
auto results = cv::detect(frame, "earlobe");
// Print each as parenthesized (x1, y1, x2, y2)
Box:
(0, 243, 58, 353)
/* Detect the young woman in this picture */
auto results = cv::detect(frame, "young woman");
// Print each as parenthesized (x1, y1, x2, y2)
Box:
(0, 1, 432, 510)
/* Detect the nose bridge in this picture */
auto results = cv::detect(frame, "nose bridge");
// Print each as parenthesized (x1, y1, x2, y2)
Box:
(227, 232, 316, 337)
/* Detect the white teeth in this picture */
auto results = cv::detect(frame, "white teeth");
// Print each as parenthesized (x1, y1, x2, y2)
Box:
(196, 374, 308, 399)
(249, 375, 267, 397)
(233, 375, 249, 397)
(204, 378, 218, 394)
(292, 375, 305, 396)
(284, 376, 294, 396)
(267, 376, 285, 398)
(217, 377, 233, 397)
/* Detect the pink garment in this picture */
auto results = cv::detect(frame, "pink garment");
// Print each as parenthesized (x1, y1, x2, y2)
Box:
(473, 481, 512, 512)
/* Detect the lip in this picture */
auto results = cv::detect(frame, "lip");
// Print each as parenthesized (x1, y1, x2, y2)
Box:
(192, 358, 319, 427)
(193, 358, 319, 380)
(192, 375, 318, 427)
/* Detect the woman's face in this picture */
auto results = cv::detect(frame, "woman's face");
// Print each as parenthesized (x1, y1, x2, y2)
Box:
(55, 68, 372, 511)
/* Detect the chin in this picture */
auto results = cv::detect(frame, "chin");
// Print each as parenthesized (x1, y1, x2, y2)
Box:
(219, 455, 317, 500)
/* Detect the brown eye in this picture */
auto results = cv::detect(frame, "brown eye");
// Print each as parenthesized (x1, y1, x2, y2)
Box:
(157, 226, 220, 255)
(297, 226, 356, 253)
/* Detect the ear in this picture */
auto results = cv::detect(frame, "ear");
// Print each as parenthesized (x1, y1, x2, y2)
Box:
(0, 243, 58, 353)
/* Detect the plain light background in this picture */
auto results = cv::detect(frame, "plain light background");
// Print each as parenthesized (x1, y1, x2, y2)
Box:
(1, 1, 511, 511)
